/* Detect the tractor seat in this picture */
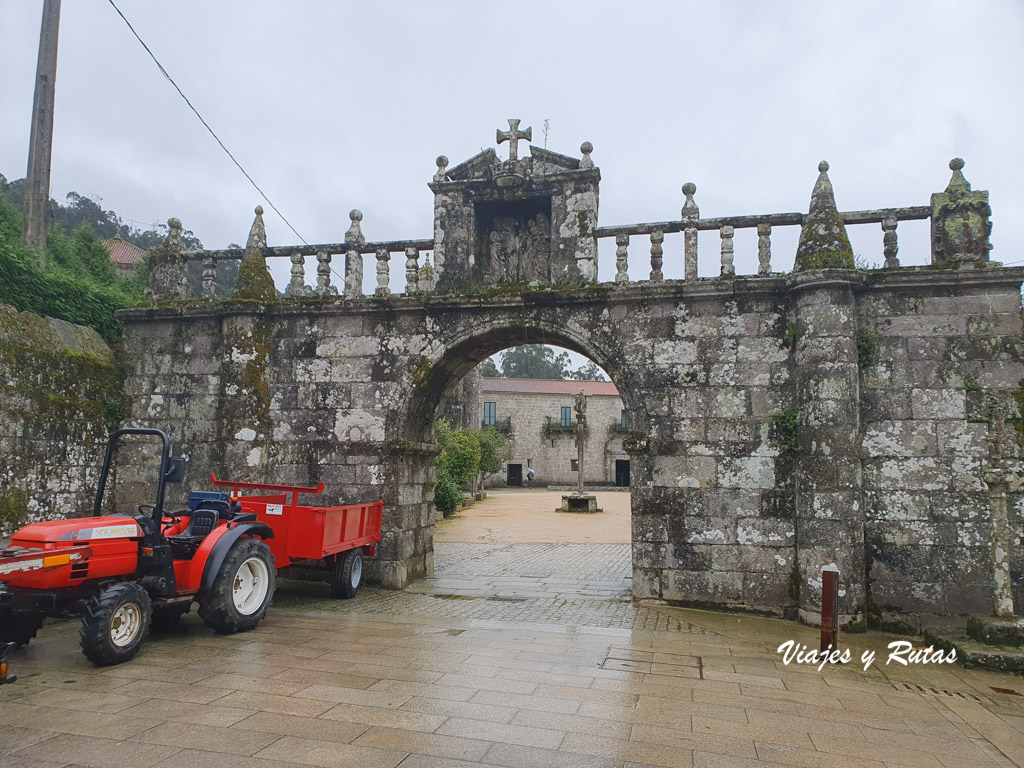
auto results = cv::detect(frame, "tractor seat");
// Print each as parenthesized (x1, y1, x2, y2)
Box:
(166, 508, 218, 559)
(178, 508, 218, 539)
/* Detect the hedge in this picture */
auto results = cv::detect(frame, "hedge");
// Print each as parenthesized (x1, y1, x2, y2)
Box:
(0, 243, 138, 344)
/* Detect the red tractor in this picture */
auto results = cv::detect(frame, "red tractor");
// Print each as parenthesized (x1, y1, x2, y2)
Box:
(0, 429, 277, 665)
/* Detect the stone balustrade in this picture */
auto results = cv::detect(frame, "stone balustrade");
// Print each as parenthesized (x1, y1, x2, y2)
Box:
(156, 158, 987, 301)
(592, 197, 931, 281)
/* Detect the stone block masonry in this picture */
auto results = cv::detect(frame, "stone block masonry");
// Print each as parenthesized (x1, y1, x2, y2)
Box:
(112, 132, 1024, 624)
(118, 262, 1024, 623)
(0, 304, 124, 535)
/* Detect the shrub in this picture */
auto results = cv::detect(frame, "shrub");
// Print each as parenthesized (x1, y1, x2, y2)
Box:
(433, 472, 463, 518)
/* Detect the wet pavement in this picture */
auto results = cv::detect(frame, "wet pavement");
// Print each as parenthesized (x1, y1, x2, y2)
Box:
(5, 491, 1024, 766)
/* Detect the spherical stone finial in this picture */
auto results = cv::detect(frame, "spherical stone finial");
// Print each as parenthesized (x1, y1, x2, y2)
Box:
(436, 155, 448, 168)
(818, 161, 829, 173)
(950, 157, 965, 171)
(580, 141, 593, 155)
(682, 182, 697, 196)
(168, 217, 182, 229)
(254, 205, 264, 215)
(349, 209, 363, 222)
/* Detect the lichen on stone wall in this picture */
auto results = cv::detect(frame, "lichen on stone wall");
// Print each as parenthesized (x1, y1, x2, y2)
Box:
(794, 162, 855, 271)
(218, 317, 275, 468)
(0, 303, 123, 534)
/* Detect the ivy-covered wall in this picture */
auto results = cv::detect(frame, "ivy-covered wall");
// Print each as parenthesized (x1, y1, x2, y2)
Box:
(0, 303, 124, 535)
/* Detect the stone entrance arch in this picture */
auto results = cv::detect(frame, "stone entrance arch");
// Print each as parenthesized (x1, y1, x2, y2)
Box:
(390, 313, 651, 589)
(126, 123, 1023, 625)
(398, 317, 648, 445)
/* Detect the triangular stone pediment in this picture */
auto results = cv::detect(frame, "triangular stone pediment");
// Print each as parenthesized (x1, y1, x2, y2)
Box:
(528, 146, 580, 171)
(446, 149, 499, 181)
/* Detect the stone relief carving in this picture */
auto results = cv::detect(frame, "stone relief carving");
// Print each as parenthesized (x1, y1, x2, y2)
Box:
(483, 212, 551, 284)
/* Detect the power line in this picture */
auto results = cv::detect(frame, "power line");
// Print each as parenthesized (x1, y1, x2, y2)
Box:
(105, 0, 308, 246)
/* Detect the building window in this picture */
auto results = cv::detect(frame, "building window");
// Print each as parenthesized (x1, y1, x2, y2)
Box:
(483, 401, 496, 426)
(560, 406, 572, 427)
(620, 409, 629, 429)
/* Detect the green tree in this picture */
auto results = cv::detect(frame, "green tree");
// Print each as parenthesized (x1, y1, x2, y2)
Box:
(438, 430, 481, 488)
(469, 426, 511, 483)
(0, 175, 203, 251)
(477, 357, 499, 377)
(567, 361, 607, 381)
(498, 344, 572, 379)
(0, 188, 144, 343)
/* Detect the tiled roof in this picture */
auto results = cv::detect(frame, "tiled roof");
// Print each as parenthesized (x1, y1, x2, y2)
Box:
(102, 238, 146, 265)
(481, 378, 619, 396)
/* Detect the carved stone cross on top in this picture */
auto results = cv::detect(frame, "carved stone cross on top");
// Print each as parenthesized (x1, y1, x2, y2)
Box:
(496, 118, 532, 162)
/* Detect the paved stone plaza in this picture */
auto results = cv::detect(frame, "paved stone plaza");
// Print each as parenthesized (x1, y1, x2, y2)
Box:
(5, 590, 1024, 767)
(6, 491, 1024, 767)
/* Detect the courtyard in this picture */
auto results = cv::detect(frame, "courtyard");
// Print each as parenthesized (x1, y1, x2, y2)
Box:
(4, 490, 1024, 767)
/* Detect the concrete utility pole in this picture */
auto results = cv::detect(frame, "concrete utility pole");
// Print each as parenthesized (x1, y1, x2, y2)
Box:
(23, 0, 62, 264)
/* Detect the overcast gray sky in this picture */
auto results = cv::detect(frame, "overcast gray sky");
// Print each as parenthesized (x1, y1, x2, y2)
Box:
(2, 0, 1023, 289)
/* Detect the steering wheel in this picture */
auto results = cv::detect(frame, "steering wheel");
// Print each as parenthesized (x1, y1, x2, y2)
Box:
(138, 504, 156, 517)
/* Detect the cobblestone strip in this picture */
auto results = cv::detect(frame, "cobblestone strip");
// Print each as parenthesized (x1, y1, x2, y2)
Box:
(434, 542, 631, 582)
(275, 585, 710, 632)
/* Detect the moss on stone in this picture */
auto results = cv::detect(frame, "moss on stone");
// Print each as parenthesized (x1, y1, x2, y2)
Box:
(233, 250, 278, 302)
(0, 488, 29, 532)
(220, 318, 275, 445)
(856, 329, 879, 370)
(577, 211, 590, 237)
(788, 565, 801, 602)
(1, 309, 122, 434)
(799, 249, 855, 270)
(769, 409, 801, 457)
(782, 320, 804, 350)
(411, 356, 432, 388)
(794, 164, 855, 272)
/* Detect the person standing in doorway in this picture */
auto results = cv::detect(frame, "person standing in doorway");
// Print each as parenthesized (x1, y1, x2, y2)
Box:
(526, 467, 535, 489)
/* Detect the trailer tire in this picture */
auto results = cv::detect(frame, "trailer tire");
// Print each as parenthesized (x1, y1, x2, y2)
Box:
(80, 582, 151, 666)
(199, 537, 275, 634)
(331, 549, 363, 599)
(0, 610, 44, 649)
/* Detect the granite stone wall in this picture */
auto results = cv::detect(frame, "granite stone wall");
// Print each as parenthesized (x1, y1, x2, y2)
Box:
(0, 304, 122, 536)
(113, 265, 1024, 623)
(857, 271, 1024, 627)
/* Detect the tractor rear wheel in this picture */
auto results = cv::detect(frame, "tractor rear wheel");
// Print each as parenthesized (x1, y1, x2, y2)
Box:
(198, 537, 275, 634)
(80, 582, 152, 666)
(330, 549, 363, 599)
(0, 610, 44, 648)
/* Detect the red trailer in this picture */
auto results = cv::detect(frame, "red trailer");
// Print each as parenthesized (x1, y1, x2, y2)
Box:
(206, 474, 383, 598)
(0, 429, 384, 668)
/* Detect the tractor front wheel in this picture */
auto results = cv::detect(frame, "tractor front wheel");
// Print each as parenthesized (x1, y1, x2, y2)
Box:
(330, 549, 363, 599)
(0, 609, 44, 649)
(198, 537, 275, 634)
(80, 582, 152, 666)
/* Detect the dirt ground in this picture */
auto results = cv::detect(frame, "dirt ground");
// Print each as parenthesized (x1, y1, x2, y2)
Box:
(434, 488, 631, 544)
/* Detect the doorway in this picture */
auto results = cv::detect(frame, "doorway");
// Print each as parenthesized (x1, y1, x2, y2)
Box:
(615, 459, 630, 487)
(507, 463, 523, 487)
